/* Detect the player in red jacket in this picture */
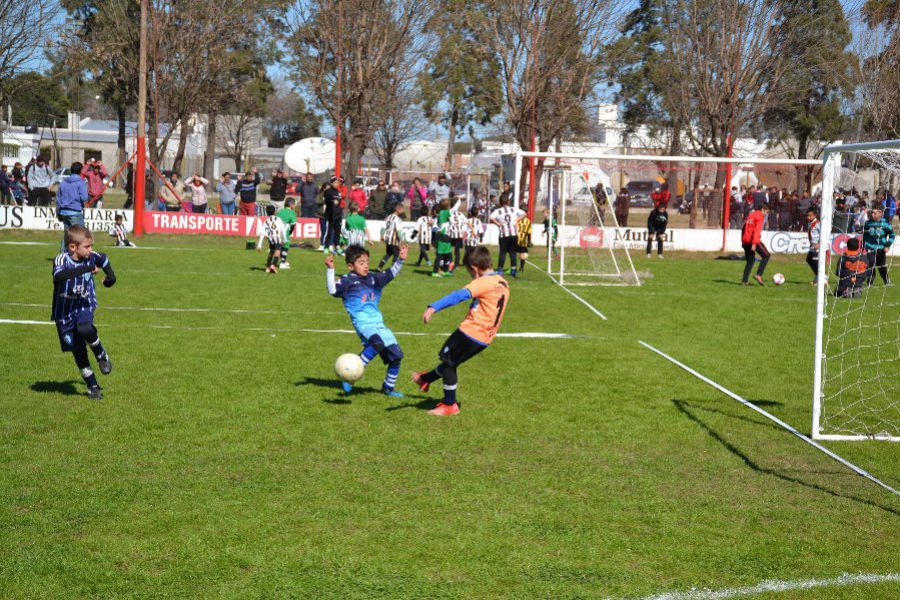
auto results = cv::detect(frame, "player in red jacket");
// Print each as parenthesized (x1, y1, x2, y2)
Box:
(741, 203, 771, 285)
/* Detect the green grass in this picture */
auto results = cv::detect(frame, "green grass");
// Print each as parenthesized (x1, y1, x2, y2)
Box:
(0, 230, 897, 599)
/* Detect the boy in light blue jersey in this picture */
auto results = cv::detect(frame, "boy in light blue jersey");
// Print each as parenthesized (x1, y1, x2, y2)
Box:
(325, 243, 409, 396)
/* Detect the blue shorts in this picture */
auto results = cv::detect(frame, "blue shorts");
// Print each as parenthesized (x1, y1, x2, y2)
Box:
(357, 323, 398, 348)
(55, 312, 94, 352)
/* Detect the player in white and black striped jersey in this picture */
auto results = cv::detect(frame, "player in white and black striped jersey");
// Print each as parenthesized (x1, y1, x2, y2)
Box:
(465, 207, 484, 258)
(107, 214, 135, 247)
(448, 199, 467, 269)
(378, 200, 404, 270)
(489, 197, 525, 276)
(413, 206, 434, 266)
(256, 205, 287, 273)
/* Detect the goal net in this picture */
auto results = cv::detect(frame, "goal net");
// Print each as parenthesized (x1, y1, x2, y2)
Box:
(544, 168, 641, 285)
(814, 140, 900, 441)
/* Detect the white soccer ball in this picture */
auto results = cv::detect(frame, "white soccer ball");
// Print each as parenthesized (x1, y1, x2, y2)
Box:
(772, 273, 785, 286)
(334, 353, 365, 383)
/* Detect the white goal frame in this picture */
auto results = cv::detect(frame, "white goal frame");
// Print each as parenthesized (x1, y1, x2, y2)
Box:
(813, 139, 900, 442)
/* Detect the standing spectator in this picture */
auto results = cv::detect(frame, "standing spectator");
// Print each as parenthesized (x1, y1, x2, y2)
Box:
(851, 200, 868, 233)
(26, 155, 53, 207)
(235, 167, 261, 216)
(751, 184, 767, 210)
(385, 181, 404, 216)
(185, 174, 210, 213)
(299, 172, 319, 218)
(123, 163, 134, 209)
(729, 187, 742, 229)
(323, 176, 344, 253)
(160, 173, 185, 212)
(348, 179, 368, 214)
(614, 186, 630, 226)
(831, 195, 852, 234)
(368, 180, 388, 219)
(498, 181, 512, 207)
(407, 177, 428, 218)
(651, 182, 670, 209)
(880, 189, 896, 224)
(317, 181, 330, 250)
(82, 159, 109, 208)
(0, 165, 11, 205)
(216, 173, 237, 215)
(269, 169, 288, 211)
(56, 162, 89, 252)
(429, 173, 452, 213)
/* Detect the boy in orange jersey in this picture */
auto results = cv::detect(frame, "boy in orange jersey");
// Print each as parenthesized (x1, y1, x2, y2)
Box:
(412, 246, 510, 416)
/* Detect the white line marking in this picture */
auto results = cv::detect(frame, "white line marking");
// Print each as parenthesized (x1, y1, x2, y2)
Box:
(638, 340, 900, 498)
(1, 302, 343, 316)
(0, 241, 52, 246)
(634, 572, 900, 600)
(526, 260, 608, 321)
(0, 318, 583, 339)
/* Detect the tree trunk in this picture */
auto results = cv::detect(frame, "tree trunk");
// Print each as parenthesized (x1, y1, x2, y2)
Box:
(347, 133, 366, 181)
(204, 111, 217, 181)
(116, 103, 127, 187)
(446, 106, 458, 171)
(172, 121, 190, 175)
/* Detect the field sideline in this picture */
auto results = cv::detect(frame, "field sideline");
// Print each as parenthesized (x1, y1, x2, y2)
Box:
(1, 230, 897, 599)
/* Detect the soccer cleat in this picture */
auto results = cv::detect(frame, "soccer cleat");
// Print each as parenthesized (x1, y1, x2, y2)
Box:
(510, 269, 518, 277)
(98, 354, 112, 375)
(341, 381, 353, 394)
(87, 385, 103, 400)
(428, 401, 460, 416)
(741, 281, 751, 286)
(280, 262, 291, 270)
(411, 371, 430, 393)
(427, 260, 433, 266)
(753, 274, 765, 286)
(442, 271, 454, 277)
(646, 253, 651, 258)
(318, 245, 326, 252)
(383, 388, 404, 398)
(658, 254, 664, 259)
(431, 273, 443, 278)
(448, 262, 455, 272)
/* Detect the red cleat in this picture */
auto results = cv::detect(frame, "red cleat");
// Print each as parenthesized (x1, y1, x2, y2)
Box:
(411, 371, 430, 393)
(428, 402, 460, 416)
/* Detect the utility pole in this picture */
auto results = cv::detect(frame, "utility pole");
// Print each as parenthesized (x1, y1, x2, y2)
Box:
(134, 0, 148, 236)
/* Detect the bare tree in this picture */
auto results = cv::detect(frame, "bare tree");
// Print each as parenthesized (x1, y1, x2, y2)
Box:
(471, 0, 624, 203)
(285, 0, 432, 176)
(371, 72, 429, 170)
(0, 0, 60, 146)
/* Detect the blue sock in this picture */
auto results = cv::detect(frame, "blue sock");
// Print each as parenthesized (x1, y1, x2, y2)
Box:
(360, 345, 378, 365)
(383, 364, 400, 391)
(443, 383, 457, 405)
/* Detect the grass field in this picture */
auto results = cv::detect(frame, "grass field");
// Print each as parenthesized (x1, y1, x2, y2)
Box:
(0, 230, 897, 599)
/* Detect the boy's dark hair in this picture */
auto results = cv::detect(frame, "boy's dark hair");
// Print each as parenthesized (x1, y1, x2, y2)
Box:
(65, 224, 93, 247)
(463, 246, 492, 271)
(806, 207, 818, 216)
(421, 205, 430, 216)
(285, 197, 295, 207)
(499, 196, 509, 207)
(872, 203, 885, 212)
(761, 202, 771, 211)
(469, 206, 478, 218)
(345, 244, 369, 265)
(846, 237, 860, 251)
(265, 204, 276, 216)
(114, 213, 124, 222)
(70, 161, 83, 175)
(348, 201, 359, 213)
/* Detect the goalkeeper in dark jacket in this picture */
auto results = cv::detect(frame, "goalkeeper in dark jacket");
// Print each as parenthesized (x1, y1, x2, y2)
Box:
(835, 237, 869, 298)
(646, 204, 668, 258)
(862, 203, 895, 286)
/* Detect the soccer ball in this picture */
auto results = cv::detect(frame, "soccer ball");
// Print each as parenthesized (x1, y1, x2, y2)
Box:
(772, 273, 785, 285)
(334, 353, 365, 383)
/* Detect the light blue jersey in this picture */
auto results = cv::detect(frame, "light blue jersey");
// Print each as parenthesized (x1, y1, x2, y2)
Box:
(327, 260, 403, 346)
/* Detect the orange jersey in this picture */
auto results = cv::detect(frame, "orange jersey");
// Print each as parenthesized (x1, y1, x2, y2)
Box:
(459, 274, 510, 345)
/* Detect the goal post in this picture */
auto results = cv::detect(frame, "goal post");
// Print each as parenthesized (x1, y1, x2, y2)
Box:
(813, 139, 900, 442)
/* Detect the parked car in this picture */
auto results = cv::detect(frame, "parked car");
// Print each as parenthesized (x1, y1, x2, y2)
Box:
(625, 180, 659, 208)
(50, 167, 71, 188)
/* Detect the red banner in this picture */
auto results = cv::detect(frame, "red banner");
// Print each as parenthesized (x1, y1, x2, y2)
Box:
(142, 211, 320, 239)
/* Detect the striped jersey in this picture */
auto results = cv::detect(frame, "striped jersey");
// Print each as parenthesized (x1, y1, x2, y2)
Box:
(264, 215, 286, 245)
(516, 216, 533, 247)
(465, 217, 484, 247)
(490, 206, 524, 238)
(415, 216, 434, 245)
(448, 209, 467, 238)
(383, 214, 402, 245)
(343, 214, 368, 247)
(52, 252, 104, 325)
(109, 223, 128, 245)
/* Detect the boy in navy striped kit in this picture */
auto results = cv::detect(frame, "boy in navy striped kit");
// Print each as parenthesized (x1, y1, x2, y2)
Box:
(52, 225, 117, 399)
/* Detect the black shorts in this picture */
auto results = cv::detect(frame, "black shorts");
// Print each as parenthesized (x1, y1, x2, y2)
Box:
(56, 313, 93, 352)
(451, 237, 463, 249)
(439, 329, 487, 368)
(516, 245, 528, 253)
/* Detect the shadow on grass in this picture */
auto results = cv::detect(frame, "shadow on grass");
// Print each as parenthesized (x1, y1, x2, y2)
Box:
(296, 377, 431, 408)
(712, 279, 753, 286)
(385, 398, 434, 412)
(248, 266, 270, 272)
(30, 380, 82, 396)
(672, 399, 899, 516)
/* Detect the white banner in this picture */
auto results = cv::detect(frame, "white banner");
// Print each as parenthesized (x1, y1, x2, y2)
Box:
(0, 206, 134, 233)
